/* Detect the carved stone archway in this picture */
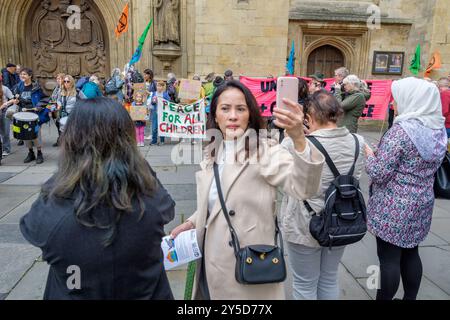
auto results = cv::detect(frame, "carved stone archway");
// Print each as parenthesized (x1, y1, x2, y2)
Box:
(290, 21, 370, 78)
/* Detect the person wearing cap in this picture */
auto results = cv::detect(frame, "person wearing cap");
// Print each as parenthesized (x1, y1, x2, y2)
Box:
(224, 70, 234, 81)
(308, 72, 326, 95)
(2, 63, 21, 91)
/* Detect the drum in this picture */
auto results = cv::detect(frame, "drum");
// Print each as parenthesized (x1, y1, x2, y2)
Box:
(12, 112, 39, 141)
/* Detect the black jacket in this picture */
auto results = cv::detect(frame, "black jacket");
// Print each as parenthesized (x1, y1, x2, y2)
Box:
(20, 173, 176, 300)
(1, 68, 20, 91)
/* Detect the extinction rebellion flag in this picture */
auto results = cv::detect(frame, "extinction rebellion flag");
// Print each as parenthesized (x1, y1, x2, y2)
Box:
(114, 3, 129, 38)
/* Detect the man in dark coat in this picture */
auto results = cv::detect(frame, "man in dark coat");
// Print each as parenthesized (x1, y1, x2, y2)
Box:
(1, 63, 20, 91)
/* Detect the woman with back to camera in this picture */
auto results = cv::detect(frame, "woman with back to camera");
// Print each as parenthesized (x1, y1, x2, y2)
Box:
(20, 97, 175, 300)
(171, 80, 325, 300)
(280, 91, 365, 300)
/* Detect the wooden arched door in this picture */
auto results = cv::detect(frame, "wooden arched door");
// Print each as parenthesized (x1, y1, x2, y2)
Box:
(26, 0, 110, 92)
(307, 45, 345, 78)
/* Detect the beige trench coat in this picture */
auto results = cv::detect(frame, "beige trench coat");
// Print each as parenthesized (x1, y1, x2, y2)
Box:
(187, 132, 325, 300)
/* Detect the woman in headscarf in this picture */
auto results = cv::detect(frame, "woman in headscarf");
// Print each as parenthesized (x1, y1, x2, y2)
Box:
(364, 77, 447, 300)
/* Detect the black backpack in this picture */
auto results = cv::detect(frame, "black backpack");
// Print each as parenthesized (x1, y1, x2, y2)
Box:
(105, 78, 118, 94)
(305, 134, 367, 249)
(132, 71, 144, 84)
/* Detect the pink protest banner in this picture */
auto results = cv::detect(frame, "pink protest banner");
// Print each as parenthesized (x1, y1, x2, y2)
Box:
(239, 76, 277, 117)
(361, 80, 392, 120)
(240, 76, 392, 121)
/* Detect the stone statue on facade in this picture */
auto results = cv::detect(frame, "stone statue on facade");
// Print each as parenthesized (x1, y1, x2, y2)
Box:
(153, 0, 180, 46)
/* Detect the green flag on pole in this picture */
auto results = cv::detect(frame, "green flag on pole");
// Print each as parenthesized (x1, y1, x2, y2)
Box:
(409, 44, 421, 75)
(129, 18, 153, 65)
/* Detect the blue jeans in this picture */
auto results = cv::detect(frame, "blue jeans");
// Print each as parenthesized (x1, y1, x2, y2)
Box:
(151, 110, 165, 145)
(446, 128, 450, 138)
(0, 112, 11, 153)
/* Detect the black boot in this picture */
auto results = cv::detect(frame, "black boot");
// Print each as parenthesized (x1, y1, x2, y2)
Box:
(36, 150, 44, 164)
(24, 149, 36, 163)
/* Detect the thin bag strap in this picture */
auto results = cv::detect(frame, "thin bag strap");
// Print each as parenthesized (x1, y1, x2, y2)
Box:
(213, 163, 240, 255)
(307, 136, 340, 178)
(348, 134, 360, 176)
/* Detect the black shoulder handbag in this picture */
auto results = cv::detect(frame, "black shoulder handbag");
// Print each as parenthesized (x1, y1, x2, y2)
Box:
(213, 163, 286, 285)
(434, 152, 450, 199)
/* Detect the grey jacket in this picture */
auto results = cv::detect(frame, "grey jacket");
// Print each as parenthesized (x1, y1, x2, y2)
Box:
(279, 127, 365, 248)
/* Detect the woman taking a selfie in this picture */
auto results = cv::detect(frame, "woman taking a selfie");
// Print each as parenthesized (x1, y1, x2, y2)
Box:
(20, 98, 175, 300)
(171, 80, 325, 300)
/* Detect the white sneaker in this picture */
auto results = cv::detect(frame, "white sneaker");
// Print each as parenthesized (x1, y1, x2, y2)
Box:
(2, 151, 9, 157)
(144, 135, 152, 140)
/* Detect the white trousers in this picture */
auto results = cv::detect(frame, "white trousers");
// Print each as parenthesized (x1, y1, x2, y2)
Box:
(286, 242, 345, 300)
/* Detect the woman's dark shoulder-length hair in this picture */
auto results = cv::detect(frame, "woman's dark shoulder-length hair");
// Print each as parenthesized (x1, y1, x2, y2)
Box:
(207, 80, 267, 132)
(42, 97, 157, 246)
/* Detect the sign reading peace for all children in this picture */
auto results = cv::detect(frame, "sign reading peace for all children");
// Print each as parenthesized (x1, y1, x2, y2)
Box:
(158, 98, 206, 139)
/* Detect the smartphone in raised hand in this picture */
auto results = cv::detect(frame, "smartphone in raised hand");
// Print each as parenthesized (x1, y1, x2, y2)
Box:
(276, 77, 299, 110)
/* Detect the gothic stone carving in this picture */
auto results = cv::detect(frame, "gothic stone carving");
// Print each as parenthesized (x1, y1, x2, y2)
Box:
(31, 0, 107, 79)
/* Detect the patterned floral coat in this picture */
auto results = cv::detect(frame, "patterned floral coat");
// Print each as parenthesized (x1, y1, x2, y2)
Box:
(366, 124, 446, 248)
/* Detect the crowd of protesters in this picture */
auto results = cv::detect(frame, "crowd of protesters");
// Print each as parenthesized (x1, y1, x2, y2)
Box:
(0, 60, 448, 301)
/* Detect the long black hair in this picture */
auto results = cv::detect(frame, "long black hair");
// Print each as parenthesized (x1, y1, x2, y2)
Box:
(42, 98, 157, 246)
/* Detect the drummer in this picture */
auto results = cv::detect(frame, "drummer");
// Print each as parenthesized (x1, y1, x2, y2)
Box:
(12, 68, 45, 164)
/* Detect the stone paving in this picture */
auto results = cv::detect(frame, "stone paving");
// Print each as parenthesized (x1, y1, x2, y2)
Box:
(0, 123, 449, 300)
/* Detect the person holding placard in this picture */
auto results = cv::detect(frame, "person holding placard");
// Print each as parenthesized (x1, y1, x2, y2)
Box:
(149, 81, 170, 146)
(132, 92, 150, 147)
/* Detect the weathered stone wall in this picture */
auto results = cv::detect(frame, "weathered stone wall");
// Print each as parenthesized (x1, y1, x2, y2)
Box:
(288, 0, 449, 79)
(193, 0, 290, 77)
(0, 0, 448, 80)
(429, 0, 450, 79)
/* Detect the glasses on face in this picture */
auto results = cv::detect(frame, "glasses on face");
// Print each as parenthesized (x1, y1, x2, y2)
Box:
(64, 80, 71, 83)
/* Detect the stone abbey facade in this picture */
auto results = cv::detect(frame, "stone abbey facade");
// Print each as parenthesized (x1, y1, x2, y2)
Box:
(0, 0, 448, 90)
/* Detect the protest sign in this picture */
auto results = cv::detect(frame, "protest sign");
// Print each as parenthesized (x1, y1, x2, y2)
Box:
(129, 105, 148, 121)
(178, 79, 202, 102)
(240, 76, 392, 121)
(132, 83, 148, 100)
(158, 98, 206, 139)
